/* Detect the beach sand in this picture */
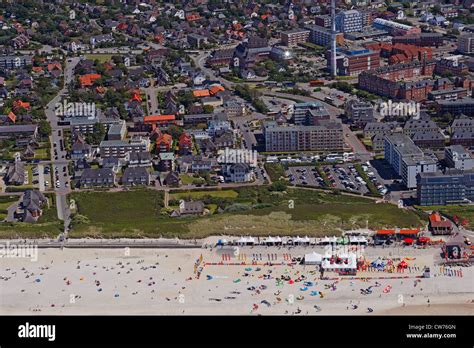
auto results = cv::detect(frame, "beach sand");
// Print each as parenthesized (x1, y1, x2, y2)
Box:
(1, 246, 473, 315)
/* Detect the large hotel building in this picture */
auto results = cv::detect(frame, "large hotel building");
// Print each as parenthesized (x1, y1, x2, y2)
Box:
(263, 121, 344, 152)
(280, 29, 310, 48)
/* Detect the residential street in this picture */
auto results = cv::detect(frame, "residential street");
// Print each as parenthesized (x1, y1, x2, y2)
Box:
(44, 56, 80, 228)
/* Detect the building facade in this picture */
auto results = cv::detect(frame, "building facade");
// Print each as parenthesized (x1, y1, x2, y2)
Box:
(445, 145, 474, 171)
(264, 121, 344, 152)
(306, 25, 344, 47)
(345, 100, 375, 127)
(280, 29, 310, 47)
(99, 137, 150, 158)
(417, 170, 474, 206)
(384, 133, 437, 189)
(335, 10, 363, 33)
(328, 46, 380, 76)
(458, 34, 474, 54)
(372, 18, 421, 36)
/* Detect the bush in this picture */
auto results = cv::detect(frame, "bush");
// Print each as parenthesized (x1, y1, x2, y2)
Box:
(71, 214, 90, 225)
(224, 203, 251, 212)
(252, 203, 274, 209)
(269, 180, 288, 192)
(192, 178, 205, 185)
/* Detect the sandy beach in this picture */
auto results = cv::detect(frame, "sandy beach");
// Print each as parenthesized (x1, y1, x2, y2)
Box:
(1, 246, 473, 315)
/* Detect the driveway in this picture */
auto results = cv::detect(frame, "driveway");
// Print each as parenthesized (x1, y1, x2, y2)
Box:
(5, 200, 20, 222)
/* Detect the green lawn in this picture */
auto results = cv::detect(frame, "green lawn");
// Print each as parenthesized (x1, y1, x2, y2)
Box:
(185, 189, 422, 238)
(85, 54, 114, 63)
(0, 195, 19, 216)
(34, 147, 50, 160)
(0, 221, 62, 238)
(67, 187, 423, 239)
(69, 190, 183, 237)
(0, 201, 16, 211)
(179, 174, 195, 185)
(170, 189, 238, 200)
(5, 185, 35, 192)
(0, 194, 62, 237)
(0, 195, 20, 204)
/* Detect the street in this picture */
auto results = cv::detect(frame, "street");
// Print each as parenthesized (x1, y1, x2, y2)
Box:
(44, 57, 81, 229)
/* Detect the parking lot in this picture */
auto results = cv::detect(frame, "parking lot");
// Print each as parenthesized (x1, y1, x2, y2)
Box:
(287, 166, 325, 187)
(32, 164, 52, 191)
(286, 162, 388, 196)
(322, 163, 369, 194)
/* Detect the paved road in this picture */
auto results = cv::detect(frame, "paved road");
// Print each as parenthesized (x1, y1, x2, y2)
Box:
(191, 51, 234, 89)
(144, 86, 160, 115)
(44, 57, 80, 227)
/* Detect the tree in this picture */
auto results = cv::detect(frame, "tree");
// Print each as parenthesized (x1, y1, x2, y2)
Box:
(167, 125, 183, 139)
(203, 105, 214, 113)
(269, 180, 287, 192)
(330, 82, 353, 93)
(448, 29, 460, 36)
(38, 120, 52, 138)
(86, 123, 106, 145)
(441, 71, 453, 78)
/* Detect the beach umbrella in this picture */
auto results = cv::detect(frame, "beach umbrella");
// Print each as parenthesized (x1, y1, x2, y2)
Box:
(398, 260, 408, 269)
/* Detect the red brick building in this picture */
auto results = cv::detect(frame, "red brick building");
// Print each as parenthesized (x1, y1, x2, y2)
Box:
(365, 42, 432, 65)
(435, 58, 469, 77)
(327, 46, 380, 76)
(358, 60, 437, 101)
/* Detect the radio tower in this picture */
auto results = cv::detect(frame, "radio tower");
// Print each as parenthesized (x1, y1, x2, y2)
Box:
(330, 0, 337, 78)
